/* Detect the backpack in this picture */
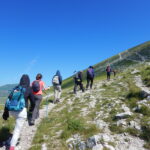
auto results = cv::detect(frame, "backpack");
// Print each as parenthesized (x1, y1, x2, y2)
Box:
(74, 73, 81, 82)
(52, 76, 59, 85)
(32, 80, 40, 92)
(106, 67, 111, 72)
(5, 86, 26, 111)
(87, 68, 93, 78)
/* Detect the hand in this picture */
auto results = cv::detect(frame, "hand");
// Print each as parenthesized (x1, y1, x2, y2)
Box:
(2, 111, 9, 120)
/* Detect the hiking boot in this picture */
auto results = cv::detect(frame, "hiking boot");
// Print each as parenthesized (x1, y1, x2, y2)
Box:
(56, 99, 60, 103)
(29, 120, 35, 126)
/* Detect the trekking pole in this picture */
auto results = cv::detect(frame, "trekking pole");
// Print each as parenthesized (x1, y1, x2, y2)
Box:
(43, 90, 49, 118)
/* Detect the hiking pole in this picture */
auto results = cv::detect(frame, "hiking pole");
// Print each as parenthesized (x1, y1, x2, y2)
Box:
(43, 90, 49, 118)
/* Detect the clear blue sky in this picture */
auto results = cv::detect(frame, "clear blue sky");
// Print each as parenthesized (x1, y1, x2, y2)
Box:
(0, 0, 150, 86)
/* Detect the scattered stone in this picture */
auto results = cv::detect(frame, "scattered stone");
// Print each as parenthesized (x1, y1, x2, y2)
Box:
(131, 69, 140, 74)
(87, 135, 100, 148)
(100, 134, 111, 143)
(115, 112, 132, 120)
(78, 141, 86, 150)
(129, 121, 141, 130)
(117, 120, 127, 127)
(94, 120, 108, 129)
(121, 105, 130, 112)
(104, 144, 115, 150)
(92, 144, 103, 150)
(42, 143, 47, 150)
(66, 138, 75, 143)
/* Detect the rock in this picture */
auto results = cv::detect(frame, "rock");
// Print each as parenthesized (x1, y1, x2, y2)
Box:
(66, 138, 75, 143)
(140, 90, 149, 98)
(115, 112, 132, 120)
(131, 69, 140, 74)
(129, 121, 141, 130)
(78, 141, 86, 150)
(42, 143, 47, 150)
(95, 120, 108, 129)
(138, 100, 147, 104)
(121, 105, 130, 112)
(87, 135, 100, 148)
(117, 120, 127, 127)
(92, 144, 103, 150)
(147, 95, 150, 100)
(101, 134, 111, 142)
(133, 105, 142, 112)
(68, 143, 73, 149)
(89, 100, 96, 108)
(104, 144, 115, 150)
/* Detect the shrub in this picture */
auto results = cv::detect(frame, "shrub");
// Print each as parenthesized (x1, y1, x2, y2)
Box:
(138, 105, 150, 116)
(141, 66, 150, 87)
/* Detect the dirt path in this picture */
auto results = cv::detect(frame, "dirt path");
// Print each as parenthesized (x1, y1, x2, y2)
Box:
(134, 75, 150, 94)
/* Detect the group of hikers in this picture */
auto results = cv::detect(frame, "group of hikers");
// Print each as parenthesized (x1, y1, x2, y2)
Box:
(1, 65, 116, 150)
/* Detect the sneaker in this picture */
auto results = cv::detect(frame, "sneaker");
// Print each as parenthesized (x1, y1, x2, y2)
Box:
(9, 146, 15, 150)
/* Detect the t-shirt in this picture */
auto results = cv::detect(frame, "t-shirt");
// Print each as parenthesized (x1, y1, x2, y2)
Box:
(32, 80, 45, 95)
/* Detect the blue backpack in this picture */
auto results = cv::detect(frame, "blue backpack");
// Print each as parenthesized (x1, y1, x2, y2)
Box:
(5, 86, 26, 111)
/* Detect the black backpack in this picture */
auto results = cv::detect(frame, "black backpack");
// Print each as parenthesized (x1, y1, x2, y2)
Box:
(32, 81, 40, 92)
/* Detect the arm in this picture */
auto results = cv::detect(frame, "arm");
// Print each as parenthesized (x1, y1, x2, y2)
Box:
(59, 75, 62, 85)
(92, 69, 95, 78)
(42, 82, 49, 90)
(79, 73, 83, 82)
(2, 106, 9, 120)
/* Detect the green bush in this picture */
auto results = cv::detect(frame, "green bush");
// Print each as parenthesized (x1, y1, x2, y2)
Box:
(67, 119, 84, 132)
(138, 105, 150, 116)
(125, 128, 140, 136)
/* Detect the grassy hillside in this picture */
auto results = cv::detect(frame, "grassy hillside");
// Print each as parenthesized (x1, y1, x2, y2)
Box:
(27, 41, 150, 150)
(62, 41, 150, 91)
(30, 63, 150, 150)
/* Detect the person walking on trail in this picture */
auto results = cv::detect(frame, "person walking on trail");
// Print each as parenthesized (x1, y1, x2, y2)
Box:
(106, 65, 112, 81)
(30, 73, 47, 125)
(74, 71, 85, 94)
(113, 69, 117, 77)
(2, 74, 34, 150)
(86, 66, 95, 89)
(52, 70, 62, 103)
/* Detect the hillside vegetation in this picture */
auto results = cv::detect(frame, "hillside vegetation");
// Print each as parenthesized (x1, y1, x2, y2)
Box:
(0, 41, 150, 150)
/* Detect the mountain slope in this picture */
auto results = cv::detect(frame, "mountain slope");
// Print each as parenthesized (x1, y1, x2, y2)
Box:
(26, 41, 150, 150)
(29, 64, 150, 150)
(62, 41, 150, 89)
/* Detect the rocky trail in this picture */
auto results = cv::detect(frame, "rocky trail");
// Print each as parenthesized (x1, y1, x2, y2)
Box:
(1, 70, 150, 150)
(65, 78, 147, 150)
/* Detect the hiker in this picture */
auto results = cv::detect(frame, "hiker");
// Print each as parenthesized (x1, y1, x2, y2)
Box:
(86, 66, 95, 89)
(74, 71, 85, 94)
(106, 65, 112, 81)
(2, 74, 34, 150)
(30, 73, 47, 125)
(113, 69, 117, 77)
(52, 70, 62, 103)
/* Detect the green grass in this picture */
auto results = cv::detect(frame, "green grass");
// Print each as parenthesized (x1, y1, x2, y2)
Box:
(141, 66, 150, 87)
(109, 124, 125, 134)
(0, 117, 15, 142)
(137, 105, 150, 116)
